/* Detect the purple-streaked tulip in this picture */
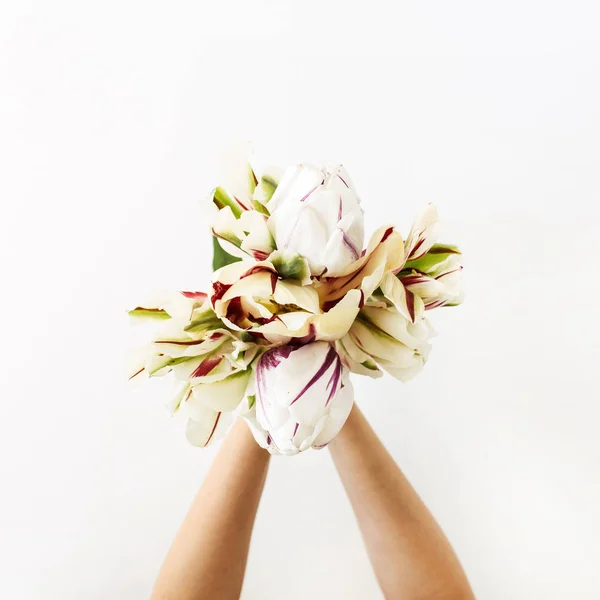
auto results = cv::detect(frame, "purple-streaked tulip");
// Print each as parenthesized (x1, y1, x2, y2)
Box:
(128, 290, 258, 447)
(210, 260, 364, 345)
(212, 204, 276, 261)
(317, 225, 405, 308)
(400, 244, 464, 309)
(267, 163, 365, 277)
(338, 303, 433, 381)
(210, 142, 282, 262)
(243, 342, 354, 455)
(403, 204, 440, 262)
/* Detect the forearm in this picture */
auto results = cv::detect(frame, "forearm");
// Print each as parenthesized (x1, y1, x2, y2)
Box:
(329, 405, 474, 600)
(152, 419, 271, 600)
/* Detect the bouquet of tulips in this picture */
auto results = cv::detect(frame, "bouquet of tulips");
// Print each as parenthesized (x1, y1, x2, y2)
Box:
(128, 146, 464, 455)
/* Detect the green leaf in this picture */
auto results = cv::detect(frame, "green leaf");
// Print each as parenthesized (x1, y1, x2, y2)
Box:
(212, 236, 242, 271)
(247, 394, 256, 410)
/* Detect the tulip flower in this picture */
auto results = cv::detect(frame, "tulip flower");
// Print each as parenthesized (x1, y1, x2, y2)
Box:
(403, 203, 441, 262)
(128, 291, 258, 447)
(317, 225, 405, 308)
(242, 342, 354, 455)
(210, 259, 364, 344)
(209, 142, 283, 263)
(212, 203, 276, 261)
(400, 244, 464, 309)
(377, 206, 464, 317)
(338, 302, 433, 382)
(219, 140, 282, 214)
(267, 163, 365, 276)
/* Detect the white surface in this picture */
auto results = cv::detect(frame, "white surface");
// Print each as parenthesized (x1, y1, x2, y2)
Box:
(1, 1, 599, 598)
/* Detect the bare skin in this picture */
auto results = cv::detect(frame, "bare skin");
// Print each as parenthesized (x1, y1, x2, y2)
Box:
(329, 404, 475, 599)
(151, 419, 270, 600)
(152, 406, 474, 599)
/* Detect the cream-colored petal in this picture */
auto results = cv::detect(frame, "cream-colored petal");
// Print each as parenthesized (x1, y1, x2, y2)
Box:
(189, 370, 252, 413)
(404, 204, 440, 261)
(186, 410, 233, 447)
(319, 227, 404, 304)
(273, 280, 321, 314)
(380, 272, 425, 323)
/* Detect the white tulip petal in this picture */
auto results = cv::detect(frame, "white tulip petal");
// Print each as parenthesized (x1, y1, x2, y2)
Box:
(268, 164, 325, 212)
(190, 356, 238, 384)
(221, 272, 276, 304)
(257, 392, 290, 430)
(238, 210, 275, 259)
(127, 345, 151, 380)
(401, 273, 445, 301)
(360, 306, 427, 351)
(213, 205, 241, 238)
(253, 166, 283, 205)
(152, 333, 225, 359)
(338, 351, 383, 378)
(216, 237, 250, 260)
(182, 370, 251, 417)
(212, 260, 258, 285)
(144, 355, 183, 377)
(377, 357, 426, 382)
(263, 331, 292, 345)
(319, 227, 404, 305)
(305, 189, 341, 233)
(220, 140, 257, 210)
(167, 382, 191, 415)
(337, 205, 365, 249)
(313, 376, 354, 448)
(288, 356, 340, 425)
(312, 289, 362, 341)
(242, 413, 273, 451)
(269, 202, 329, 274)
(273, 280, 321, 314)
(323, 228, 360, 277)
(323, 164, 356, 192)
(380, 272, 425, 323)
(241, 296, 273, 320)
(298, 414, 328, 452)
(267, 311, 311, 332)
(336, 335, 373, 365)
(186, 410, 232, 447)
(404, 204, 440, 261)
(350, 321, 417, 367)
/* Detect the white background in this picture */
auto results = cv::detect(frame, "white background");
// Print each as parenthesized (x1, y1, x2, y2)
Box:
(1, 1, 599, 598)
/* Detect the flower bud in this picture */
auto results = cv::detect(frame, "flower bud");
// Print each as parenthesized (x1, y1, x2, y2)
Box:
(267, 164, 364, 276)
(244, 342, 354, 455)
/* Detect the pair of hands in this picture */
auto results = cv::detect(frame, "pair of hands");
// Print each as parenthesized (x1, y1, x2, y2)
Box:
(152, 405, 475, 600)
